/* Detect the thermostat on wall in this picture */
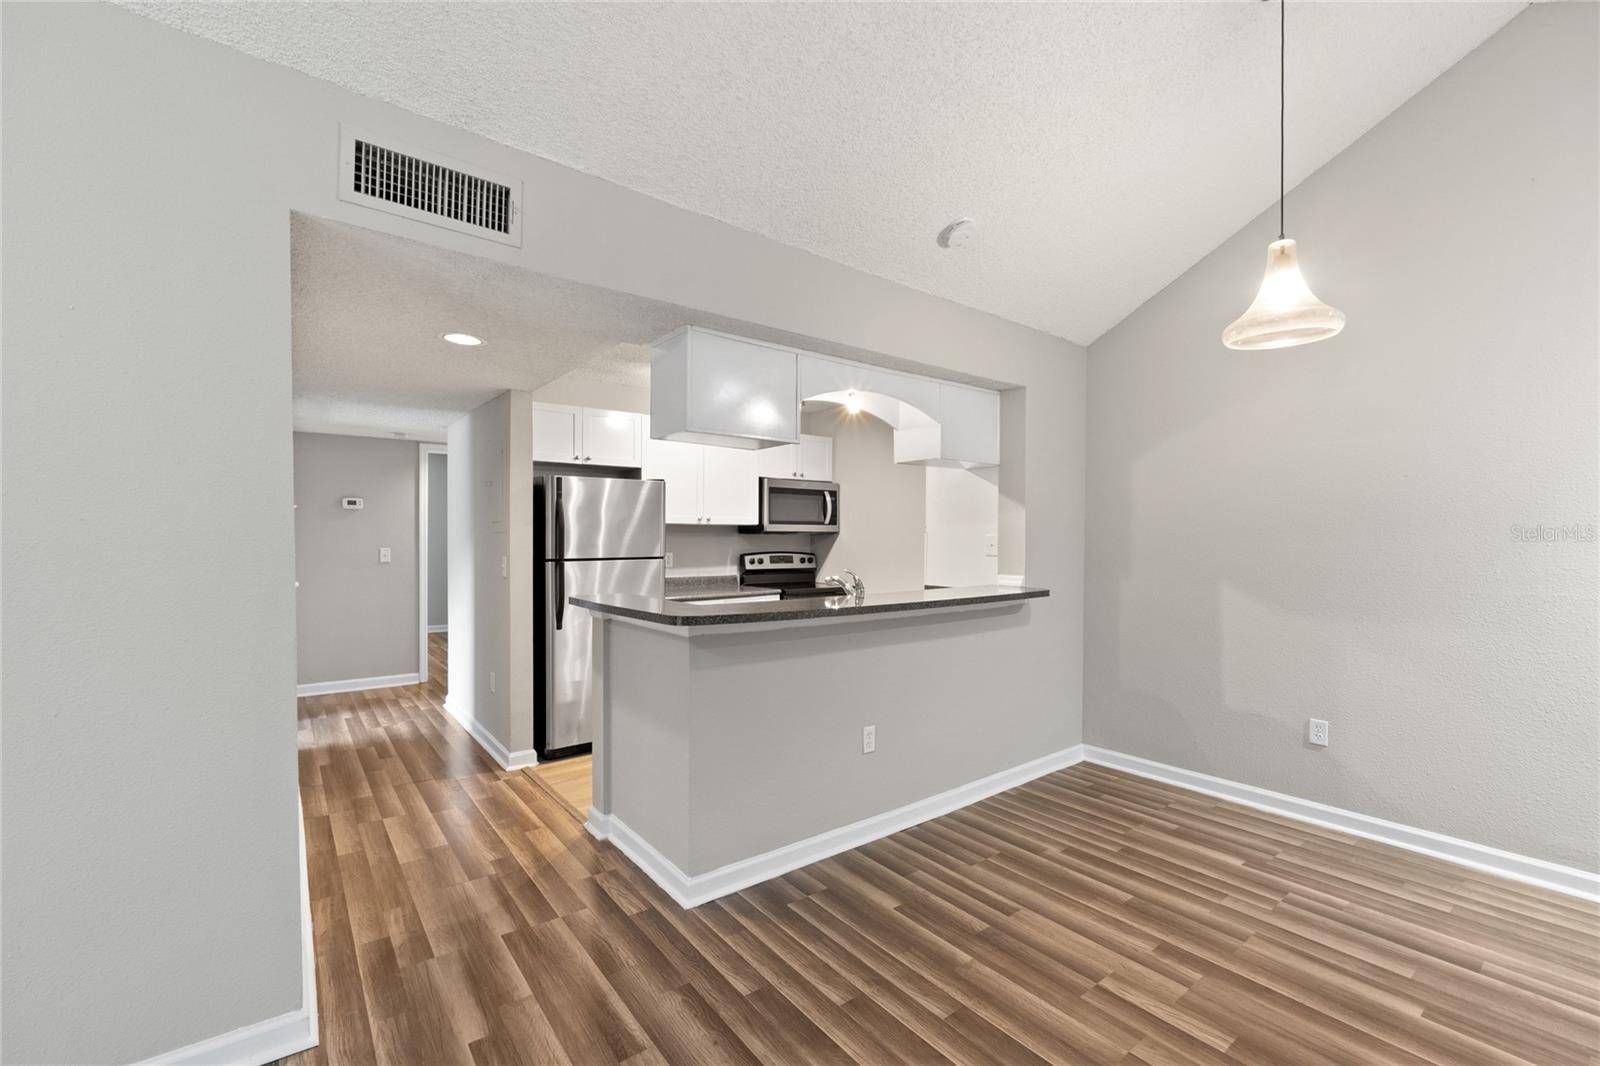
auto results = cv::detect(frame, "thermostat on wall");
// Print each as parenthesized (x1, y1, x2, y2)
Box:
(341, 497, 364, 510)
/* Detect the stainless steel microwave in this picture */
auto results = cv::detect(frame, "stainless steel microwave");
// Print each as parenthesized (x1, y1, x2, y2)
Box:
(743, 478, 840, 534)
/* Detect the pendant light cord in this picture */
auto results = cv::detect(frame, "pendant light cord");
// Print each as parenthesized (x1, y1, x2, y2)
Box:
(1279, 0, 1286, 240)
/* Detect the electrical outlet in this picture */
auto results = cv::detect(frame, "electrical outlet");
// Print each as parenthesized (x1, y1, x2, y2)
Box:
(489, 671, 496, 694)
(862, 725, 876, 754)
(984, 532, 998, 558)
(378, 547, 391, 564)
(665, 551, 674, 569)
(1308, 718, 1329, 747)
(501, 555, 508, 578)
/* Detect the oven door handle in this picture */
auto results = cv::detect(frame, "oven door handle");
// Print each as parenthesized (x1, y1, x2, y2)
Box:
(823, 490, 834, 527)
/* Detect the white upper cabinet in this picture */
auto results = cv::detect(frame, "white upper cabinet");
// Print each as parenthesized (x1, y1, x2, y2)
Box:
(755, 433, 834, 481)
(642, 417, 760, 526)
(651, 327, 798, 450)
(699, 446, 759, 526)
(581, 409, 641, 466)
(532, 403, 642, 467)
(531, 403, 583, 464)
(641, 434, 704, 525)
(932, 384, 1001, 467)
(795, 351, 999, 468)
(798, 434, 834, 481)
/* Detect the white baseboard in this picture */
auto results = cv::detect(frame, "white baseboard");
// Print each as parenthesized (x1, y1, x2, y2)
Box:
(298, 798, 320, 1057)
(296, 672, 419, 697)
(133, 1007, 317, 1066)
(997, 573, 1024, 588)
(441, 693, 538, 771)
(597, 745, 1085, 908)
(1084, 746, 1600, 902)
(134, 809, 320, 1065)
(427, 624, 448, 634)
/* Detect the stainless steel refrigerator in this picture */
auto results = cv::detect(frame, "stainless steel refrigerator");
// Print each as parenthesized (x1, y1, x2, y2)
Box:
(534, 475, 665, 759)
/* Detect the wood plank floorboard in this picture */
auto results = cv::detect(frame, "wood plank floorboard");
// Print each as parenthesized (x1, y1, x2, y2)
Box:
(286, 634, 1600, 1065)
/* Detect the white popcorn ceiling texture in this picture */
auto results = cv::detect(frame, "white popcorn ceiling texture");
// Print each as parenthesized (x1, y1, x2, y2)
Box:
(126, 1, 1520, 346)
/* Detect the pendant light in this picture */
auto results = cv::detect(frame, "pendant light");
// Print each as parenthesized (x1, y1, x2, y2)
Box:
(1223, 0, 1345, 350)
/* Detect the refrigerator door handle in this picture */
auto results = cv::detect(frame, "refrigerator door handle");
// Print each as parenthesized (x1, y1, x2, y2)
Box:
(554, 480, 566, 630)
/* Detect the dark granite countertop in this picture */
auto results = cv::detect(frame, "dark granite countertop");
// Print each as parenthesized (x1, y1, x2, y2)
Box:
(573, 585, 1049, 627)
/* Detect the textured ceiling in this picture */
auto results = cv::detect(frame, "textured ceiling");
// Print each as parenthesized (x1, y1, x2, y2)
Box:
(125, 1, 1520, 346)
(291, 215, 1012, 439)
(291, 215, 680, 438)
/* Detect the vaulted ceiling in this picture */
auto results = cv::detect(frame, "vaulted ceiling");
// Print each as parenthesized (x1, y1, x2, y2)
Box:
(129, 1, 1521, 345)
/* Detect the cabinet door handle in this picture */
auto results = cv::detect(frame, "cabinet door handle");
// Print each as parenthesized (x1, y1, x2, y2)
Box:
(583, 455, 591, 461)
(572, 454, 580, 460)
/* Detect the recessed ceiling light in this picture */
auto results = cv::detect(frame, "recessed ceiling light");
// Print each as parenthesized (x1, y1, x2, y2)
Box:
(936, 218, 974, 249)
(441, 332, 483, 347)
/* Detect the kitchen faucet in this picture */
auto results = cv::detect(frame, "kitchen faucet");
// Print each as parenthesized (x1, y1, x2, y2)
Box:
(821, 570, 866, 600)
(841, 569, 865, 599)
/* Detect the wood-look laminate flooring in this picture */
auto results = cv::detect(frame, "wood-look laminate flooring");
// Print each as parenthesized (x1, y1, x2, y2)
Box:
(290, 634, 1599, 1065)
(526, 755, 593, 820)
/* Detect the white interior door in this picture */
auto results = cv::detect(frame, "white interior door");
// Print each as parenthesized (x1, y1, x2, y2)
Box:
(532, 403, 581, 463)
(642, 436, 703, 524)
(581, 409, 640, 467)
(701, 445, 759, 526)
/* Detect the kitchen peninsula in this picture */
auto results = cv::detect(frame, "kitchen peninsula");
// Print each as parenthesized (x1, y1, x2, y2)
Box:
(577, 584, 1061, 907)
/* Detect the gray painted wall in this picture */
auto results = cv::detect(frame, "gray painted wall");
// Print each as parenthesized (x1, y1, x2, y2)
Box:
(428, 452, 448, 628)
(448, 391, 536, 758)
(3, 6, 1081, 1059)
(999, 389, 1026, 577)
(608, 601, 1061, 876)
(293, 433, 419, 684)
(1086, 3, 1598, 871)
(805, 408, 926, 592)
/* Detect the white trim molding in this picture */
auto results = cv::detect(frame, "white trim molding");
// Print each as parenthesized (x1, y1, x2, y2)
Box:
(296, 673, 420, 698)
(594, 745, 1085, 908)
(442, 693, 538, 771)
(294, 672, 419, 697)
(417, 442, 448, 684)
(1084, 747, 1600, 902)
(133, 1008, 317, 1066)
(134, 808, 320, 1065)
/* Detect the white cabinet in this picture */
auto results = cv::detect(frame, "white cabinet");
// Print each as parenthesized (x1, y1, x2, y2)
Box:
(581, 409, 641, 466)
(532, 403, 583, 463)
(650, 327, 799, 449)
(532, 402, 642, 467)
(699, 446, 759, 526)
(643, 421, 759, 526)
(890, 384, 1001, 468)
(933, 384, 1000, 467)
(756, 433, 834, 481)
(642, 436, 704, 525)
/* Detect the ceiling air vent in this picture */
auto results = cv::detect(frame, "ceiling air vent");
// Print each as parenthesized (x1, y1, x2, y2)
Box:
(337, 127, 522, 247)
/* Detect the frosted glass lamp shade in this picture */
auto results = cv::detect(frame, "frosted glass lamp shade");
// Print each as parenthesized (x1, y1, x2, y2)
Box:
(1222, 238, 1345, 350)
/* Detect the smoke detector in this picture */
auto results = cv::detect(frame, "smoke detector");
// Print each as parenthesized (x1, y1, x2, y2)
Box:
(936, 218, 975, 249)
